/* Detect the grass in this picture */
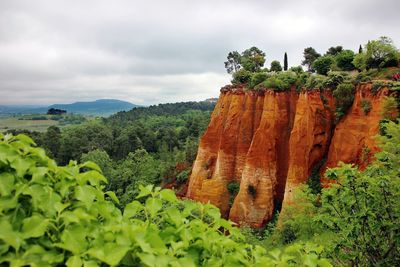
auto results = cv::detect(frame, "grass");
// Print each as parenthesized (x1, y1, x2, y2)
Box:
(0, 117, 58, 132)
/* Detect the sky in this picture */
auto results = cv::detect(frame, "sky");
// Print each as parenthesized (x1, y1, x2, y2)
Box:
(0, 0, 399, 105)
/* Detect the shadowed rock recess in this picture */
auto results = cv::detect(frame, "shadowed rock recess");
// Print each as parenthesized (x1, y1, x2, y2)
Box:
(186, 83, 389, 228)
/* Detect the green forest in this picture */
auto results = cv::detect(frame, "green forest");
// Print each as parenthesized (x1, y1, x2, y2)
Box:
(0, 36, 400, 266)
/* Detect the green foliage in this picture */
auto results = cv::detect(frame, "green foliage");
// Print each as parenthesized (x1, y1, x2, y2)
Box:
(284, 52, 288, 71)
(176, 169, 190, 183)
(335, 50, 355, 71)
(289, 65, 304, 73)
(332, 83, 355, 120)
(301, 47, 321, 72)
(325, 46, 343, 56)
(365, 36, 399, 69)
(304, 74, 328, 90)
(360, 99, 372, 115)
(232, 69, 251, 84)
(312, 56, 334, 75)
(0, 133, 331, 266)
(224, 51, 242, 74)
(227, 181, 240, 206)
(270, 60, 283, 72)
(307, 158, 326, 194)
(241, 47, 266, 72)
(322, 137, 400, 266)
(249, 72, 269, 89)
(381, 96, 398, 120)
(258, 71, 299, 92)
(352, 52, 366, 70)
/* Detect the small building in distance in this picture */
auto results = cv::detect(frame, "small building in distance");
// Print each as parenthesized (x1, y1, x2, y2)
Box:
(47, 108, 67, 115)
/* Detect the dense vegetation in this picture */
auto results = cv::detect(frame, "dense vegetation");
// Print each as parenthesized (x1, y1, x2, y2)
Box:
(0, 133, 331, 266)
(5, 101, 215, 206)
(241, 120, 400, 266)
(224, 36, 400, 121)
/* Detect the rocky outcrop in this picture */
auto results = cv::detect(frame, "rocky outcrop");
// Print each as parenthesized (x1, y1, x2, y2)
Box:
(187, 83, 388, 227)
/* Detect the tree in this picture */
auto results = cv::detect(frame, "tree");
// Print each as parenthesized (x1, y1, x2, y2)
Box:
(358, 44, 363, 54)
(284, 52, 288, 71)
(326, 46, 343, 56)
(333, 82, 355, 119)
(241, 47, 266, 72)
(224, 51, 242, 74)
(365, 36, 399, 69)
(270, 60, 283, 72)
(301, 47, 321, 72)
(312, 55, 334, 75)
(249, 72, 269, 88)
(232, 69, 251, 84)
(321, 121, 400, 266)
(335, 50, 356, 71)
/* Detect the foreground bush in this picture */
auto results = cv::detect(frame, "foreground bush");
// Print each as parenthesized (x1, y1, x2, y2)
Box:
(0, 134, 331, 266)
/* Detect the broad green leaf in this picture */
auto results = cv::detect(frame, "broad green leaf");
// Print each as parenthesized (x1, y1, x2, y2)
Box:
(79, 161, 102, 173)
(66, 255, 83, 267)
(123, 201, 143, 219)
(22, 215, 49, 238)
(105, 191, 120, 204)
(0, 219, 22, 250)
(160, 189, 177, 202)
(87, 243, 130, 266)
(0, 173, 14, 196)
(56, 226, 87, 254)
(145, 197, 162, 217)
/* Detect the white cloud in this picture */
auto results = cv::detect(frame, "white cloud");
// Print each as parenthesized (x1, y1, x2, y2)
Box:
(0, 0, 398, 105)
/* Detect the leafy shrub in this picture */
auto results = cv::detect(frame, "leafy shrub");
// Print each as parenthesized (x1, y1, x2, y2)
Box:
(305, 74, 328, 90)
(176, 169, 190, 183)
(0, 133, 332, 266)
(361, 99, 372, 115)
(262, 76, 289, 91)
(381, 96, 398, 120)
(232, 69, 251, 84)
(322, 72, 349, 89)
(289, 65, 304, 73)
(312, 55, 334, 75)
(333, 83, 355, 120)
(227, 181, 240, 206)
(249, 72, 269, 88)
(322, 123, 400, 265)
(270, 60, 283, 72)
(335, 50, 355, 71)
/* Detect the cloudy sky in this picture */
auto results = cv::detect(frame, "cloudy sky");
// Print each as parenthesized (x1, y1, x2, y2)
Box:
(0, 0, 398, 105)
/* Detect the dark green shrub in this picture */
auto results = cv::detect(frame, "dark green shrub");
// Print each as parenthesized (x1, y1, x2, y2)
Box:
(232, 69, 251, 84)
(312, 56, 334, 75)
(335, 50, 356, 71)
(249, 72, 269, 88)
(305, 74, 328, 90)
(270, 60, 283, 72)
(289, 65, 304, 73)
(322, 72, 349, 89)
(227, 181, 241, 206)
(176, 169, 191, 183)
(361, 99, 372, 115)
(333, 82, 355, 120)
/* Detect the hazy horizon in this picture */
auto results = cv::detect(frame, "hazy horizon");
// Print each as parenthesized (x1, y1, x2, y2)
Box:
(1, 0, 399, 105)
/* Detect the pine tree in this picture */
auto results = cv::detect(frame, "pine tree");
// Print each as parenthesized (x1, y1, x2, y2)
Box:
(284, 52, 288, 71)
(358, 44, 363, 54)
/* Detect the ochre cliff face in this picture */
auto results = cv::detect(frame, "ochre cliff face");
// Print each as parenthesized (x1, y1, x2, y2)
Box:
(281, 91, 335, 207)
(229, 90, 297, 227)
(186, 88, 263, 217)
(325, 83, 388, 171)
(187, 83, 387, 227)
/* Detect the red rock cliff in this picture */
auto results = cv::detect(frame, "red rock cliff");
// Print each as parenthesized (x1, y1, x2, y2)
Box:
(187, 83, 388, 227)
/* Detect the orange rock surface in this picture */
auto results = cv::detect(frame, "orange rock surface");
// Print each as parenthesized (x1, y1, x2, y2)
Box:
(187, 83, 387, 227)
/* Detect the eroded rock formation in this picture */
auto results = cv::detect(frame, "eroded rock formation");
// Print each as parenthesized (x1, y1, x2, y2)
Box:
(187, 83, 389, 227)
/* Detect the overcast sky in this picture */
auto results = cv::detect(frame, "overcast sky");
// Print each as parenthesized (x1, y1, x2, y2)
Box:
(0, 0, 399, 105)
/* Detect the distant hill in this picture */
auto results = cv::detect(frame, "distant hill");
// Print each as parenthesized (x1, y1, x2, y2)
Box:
(0, 99, 139, 116)
(48, 99, 139, 116)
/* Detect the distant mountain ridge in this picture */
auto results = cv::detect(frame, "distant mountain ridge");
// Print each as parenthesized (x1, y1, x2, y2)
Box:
(0, 99, 139, 116)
